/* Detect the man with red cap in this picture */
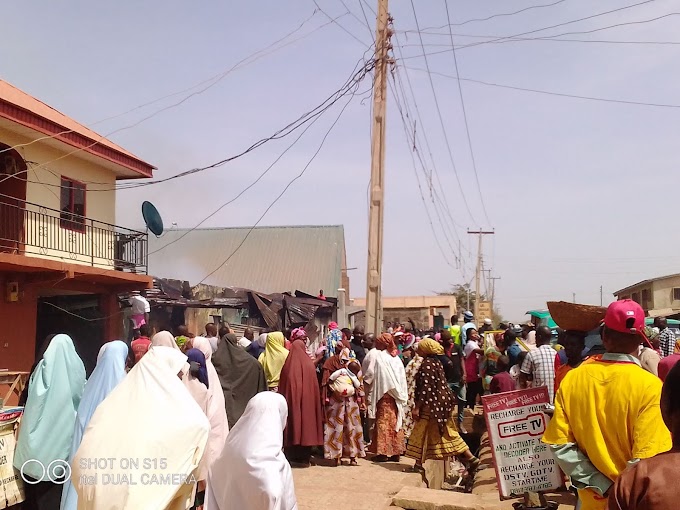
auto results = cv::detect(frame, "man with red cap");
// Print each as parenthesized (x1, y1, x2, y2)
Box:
(542, 300, 671, 510)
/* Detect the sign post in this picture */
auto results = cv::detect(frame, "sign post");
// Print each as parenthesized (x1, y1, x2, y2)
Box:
(478, 300, 492, 323)
(482, 387, 561, 506)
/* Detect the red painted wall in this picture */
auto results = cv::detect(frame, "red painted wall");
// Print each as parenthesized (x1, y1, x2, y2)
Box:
(0, 273, 38, 372)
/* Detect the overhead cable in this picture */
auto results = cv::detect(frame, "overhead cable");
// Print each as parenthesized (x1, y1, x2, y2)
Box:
(442, 0, 492, 225)
(408, 0, 480, 225)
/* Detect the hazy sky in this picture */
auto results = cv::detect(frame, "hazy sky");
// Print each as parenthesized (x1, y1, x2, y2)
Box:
(3, 0, 680, 321)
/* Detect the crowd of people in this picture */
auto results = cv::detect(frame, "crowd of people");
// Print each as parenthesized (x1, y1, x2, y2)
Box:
(13, 300, 680, 510)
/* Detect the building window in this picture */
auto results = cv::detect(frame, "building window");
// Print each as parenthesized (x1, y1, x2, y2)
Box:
(60, 177, 86, 232)
(673, 288, 680, 302)
(631, 292, 640, 304)
(642, 289, 651, 306)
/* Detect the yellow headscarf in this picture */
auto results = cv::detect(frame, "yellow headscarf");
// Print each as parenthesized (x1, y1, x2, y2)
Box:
(418, 338, 445, 356)
(258, 332, 289, 388)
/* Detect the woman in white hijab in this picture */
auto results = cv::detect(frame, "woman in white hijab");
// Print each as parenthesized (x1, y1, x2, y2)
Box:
(205, 392, 297, 510)
(152, 330, 181, 350)
(71, 346, 210, 510)
(190, 337, 229, 469)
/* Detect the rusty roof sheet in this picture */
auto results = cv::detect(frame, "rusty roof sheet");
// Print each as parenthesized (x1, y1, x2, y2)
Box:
(148, 225, 346, 298)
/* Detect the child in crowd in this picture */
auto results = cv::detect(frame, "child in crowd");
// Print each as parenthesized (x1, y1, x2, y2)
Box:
(509, 351, 527, 390)
(329, 360, 362, 397)
(489, 356, 515, 394)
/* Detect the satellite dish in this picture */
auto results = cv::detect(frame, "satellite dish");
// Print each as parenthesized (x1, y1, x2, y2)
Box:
(142, 201, 164, 236)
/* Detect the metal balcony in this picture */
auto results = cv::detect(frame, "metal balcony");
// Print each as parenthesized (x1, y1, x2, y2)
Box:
(0, 198, 148, 274)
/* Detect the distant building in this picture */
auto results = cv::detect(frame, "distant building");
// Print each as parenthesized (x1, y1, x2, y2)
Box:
(148, 225, 350, 302)
(0, 79, 154, 374)
(350, 295, 458, 331)
(614, 273, 680, 317)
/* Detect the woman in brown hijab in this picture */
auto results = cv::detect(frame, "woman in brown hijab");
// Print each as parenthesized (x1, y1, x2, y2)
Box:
(279, 339, 324, 467)
(608, 362, 680, 510)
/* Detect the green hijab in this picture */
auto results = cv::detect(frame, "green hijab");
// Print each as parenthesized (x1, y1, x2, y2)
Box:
(14, 334, 86, 480)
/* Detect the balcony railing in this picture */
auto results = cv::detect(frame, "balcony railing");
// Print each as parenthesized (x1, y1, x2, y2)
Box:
(0, 198, 148, 274)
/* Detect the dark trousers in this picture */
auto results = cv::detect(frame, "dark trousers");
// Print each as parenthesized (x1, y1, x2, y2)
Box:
(465, 380, 483, 409)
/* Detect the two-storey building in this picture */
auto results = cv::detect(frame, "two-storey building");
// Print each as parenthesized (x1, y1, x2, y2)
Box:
(0, 80, 154, 374)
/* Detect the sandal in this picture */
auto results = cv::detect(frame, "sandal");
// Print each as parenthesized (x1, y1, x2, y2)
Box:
(349, 459, 359, 466)
(466, 457, 481, 473)
(403, 464, 425, 474)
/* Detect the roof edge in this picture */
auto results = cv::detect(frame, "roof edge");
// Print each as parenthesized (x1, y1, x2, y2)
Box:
(0, 97, 155, 178)
(613, 272, 680, 296)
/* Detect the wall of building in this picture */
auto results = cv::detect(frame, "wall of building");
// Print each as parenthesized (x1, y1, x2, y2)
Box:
(653, 276, 680, 310)
(617, 276, 680, 312)
(0, 127, 118, 269)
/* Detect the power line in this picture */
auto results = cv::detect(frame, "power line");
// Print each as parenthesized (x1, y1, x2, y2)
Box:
(147, 91, 335, 256)
(388, 73, 457, 269)
(0, 10, 326, 160)
(420, 0, 568, 30)
(391, 33, 471, 247)
(313, 0, 368, 45)
(396, 31, 680, 46)
(442, 0, 492, 226)
(2, 53, 376, 192)
(407, 0, 658, 53)
(197, 81, 370, 285)
(389, 63, 476, 276)
(403, 65, 680, 109)
(408, 0, 480, 225)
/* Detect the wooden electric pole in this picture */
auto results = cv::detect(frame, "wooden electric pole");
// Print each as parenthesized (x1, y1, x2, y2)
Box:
(468, 229, 494, 322)
(365, 0, 391, 334)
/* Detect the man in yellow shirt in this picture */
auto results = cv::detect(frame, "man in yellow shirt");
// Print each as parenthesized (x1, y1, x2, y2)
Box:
(542, 300, 671, 510)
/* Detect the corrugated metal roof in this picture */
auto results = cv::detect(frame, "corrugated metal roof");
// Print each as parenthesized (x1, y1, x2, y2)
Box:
(148, 225, 346, 298)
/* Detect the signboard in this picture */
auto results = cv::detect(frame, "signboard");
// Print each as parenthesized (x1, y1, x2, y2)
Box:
(482, 387, 561, 498)
(0, 426, 24, 508)
(478, 301, 492, 323)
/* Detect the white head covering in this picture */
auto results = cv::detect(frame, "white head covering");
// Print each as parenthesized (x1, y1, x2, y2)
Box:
(71, 346, 209, 510)
(96, 342, 109, 364)
(257, 333, 268, 348)
(190, 337, 229, 471)
(367, 350, 408, 431)
(205, 392, 297, 510)
(151, 330, 181, 350)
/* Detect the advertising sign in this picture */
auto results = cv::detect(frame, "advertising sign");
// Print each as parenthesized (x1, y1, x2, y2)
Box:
(482, 387, 561, 497)
(478, 301, 492, 322)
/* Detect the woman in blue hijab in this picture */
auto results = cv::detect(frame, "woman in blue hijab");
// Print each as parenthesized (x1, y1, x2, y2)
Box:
(14, 334, 86, 510)
(60, 340, 129, 510)
(186, 348, 209, 388)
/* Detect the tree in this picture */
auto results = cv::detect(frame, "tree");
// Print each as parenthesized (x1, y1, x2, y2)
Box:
(439, 283, 505, 325)
(438, 283, 482, 316)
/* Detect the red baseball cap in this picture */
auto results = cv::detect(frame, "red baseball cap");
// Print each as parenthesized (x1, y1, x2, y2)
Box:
(604, 299, 645, 334)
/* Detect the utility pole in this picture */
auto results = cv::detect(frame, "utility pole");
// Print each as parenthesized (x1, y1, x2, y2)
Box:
(365, 0, 391, 334)
(490, 276, 501, 312)
(468, 229, 494, 321)
(600, 285, 603, 306)
(572, 293, 576, 304)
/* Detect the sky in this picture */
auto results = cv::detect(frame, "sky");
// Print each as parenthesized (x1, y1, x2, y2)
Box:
(3, 0, 680, 321)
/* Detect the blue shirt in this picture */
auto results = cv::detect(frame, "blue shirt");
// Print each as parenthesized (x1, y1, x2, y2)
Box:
(462, 322, 476, 344)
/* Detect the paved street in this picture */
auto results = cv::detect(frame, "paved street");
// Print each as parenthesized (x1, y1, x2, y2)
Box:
(293, 457, 423, 510)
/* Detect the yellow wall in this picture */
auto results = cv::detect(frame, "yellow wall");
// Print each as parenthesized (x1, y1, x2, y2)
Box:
(617, 276, 680, 311)
(0, 126, 119, 268)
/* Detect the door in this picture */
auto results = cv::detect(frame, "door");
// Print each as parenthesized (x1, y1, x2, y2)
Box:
(36, 294, 105, 376)
(0, 144, 27, 253)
